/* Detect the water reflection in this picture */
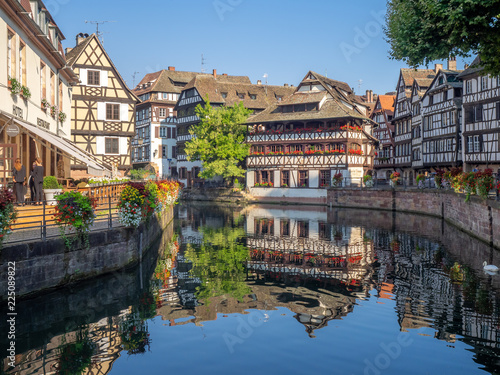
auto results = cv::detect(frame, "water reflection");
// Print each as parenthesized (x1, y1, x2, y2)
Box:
(2, 204, 500, 374)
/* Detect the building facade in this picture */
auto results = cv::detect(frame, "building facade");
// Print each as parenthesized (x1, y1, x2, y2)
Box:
(0, 0, 107, 186)
(175, 70, 295, 187)
(132, 67, 201, 178)
(66, 33, 139, 178)
(371, 95, 395, 180)
(245, 71, 377, 200)
(459, 56, 500, 173)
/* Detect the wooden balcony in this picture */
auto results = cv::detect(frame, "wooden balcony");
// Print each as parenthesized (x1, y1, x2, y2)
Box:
(246, 154, 372, 168)
(247, 130, 366, 144)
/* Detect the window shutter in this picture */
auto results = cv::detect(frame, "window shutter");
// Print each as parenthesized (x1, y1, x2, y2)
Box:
(120, 104, 128, 122)
(96, 136, 105, 154)
(497, 102, 500, 120)
(479, 134, 484, 152)
(119, 137, 127, 155)
(167, 127, 171, 138)
(155, 126, 159, 138)
(97, 102, 105, 120)
(172, 146, 176, 158)
(158, 145, 162, 159)
(172, 127, 176, 138)
(101, 70, 108, 87)
(79, 68, 87, 85)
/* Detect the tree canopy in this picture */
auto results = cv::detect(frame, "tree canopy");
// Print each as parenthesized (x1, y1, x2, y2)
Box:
(185, 100, 252, 180)
(385, 0, 500, 75)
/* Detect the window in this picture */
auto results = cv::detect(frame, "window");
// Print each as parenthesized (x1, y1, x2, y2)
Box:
(238, 93, 245, 99)
(19, 41, 26, 85)
(319, 222, 331, 240)
(297, 221, 309, 238)
(59, 80, 63, 110)
(320, 170, 331, 187)
(40, 62, 46, 99)
(466, 80, 472, 94)
(443, 90, 448, 101)
(105, 138, 119, 154)
(7, 30, 16, 79)
(50, 70, 55, 104)
(255, 218, 274, 236)
(160, 127, 166, 137)
(179, 167, 187, 179)
(87, 70, 100, 86)
(447, 138, 453, 151)
(106, 103, 120, 120)
(162, 146, 167, 158)
(474, 135, 481, 152)
(250, 94, 257, 100)
(429, 95, 433, 105)
(481, 76, 488, 91)
(159, 108, 166, 117)
(221, 92, 228, 99)
(281, 170, 290, 187)
(280, 219, 290, 236)
(475, 104, 483, 122)
(276, 96, 283, 101)
(298, 170, 308, 187)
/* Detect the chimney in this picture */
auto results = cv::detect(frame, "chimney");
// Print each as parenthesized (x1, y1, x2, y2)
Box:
(223, 73, 228, 76)
(284, 83, 289, 87)
(168, 66, 175, 71)
(257, 80, 262, 85)
(75, 33, 88, 46)
(213, 69, 217, 79)
(434, 63, 443, 73)
(447, 56, 457, 71)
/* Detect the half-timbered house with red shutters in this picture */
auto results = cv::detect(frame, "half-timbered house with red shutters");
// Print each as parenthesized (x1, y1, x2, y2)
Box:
(0, 0, 112, 186)
(174, 70, 295, 187)
(458, 56, 500, 173)
(420, 60, 463, 172)
(66, 33, 139, 178)
(132, 67, 203, 178)
(371, 94, 396, 181)
(392, 68, 436, 183)
(245, 71, 377, 202)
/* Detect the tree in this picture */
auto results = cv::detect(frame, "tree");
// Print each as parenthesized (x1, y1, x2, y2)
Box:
(385, 0, 500, 75)
(185, 100, 252, 181)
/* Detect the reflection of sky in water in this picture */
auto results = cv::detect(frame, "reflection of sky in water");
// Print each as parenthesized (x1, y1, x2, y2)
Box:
(3, 203, 500, 375)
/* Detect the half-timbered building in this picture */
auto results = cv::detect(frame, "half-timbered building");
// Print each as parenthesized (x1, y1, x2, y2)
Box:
(392, 68, 436, 183)
(132, 67, 202, 178)
(66, 33, 139, 178)
(371, 94, 395, 180)
(409, 80, 426, 172)
(458, 56, 500, 173)
(420, 62, 463, 171)
(0, 0, 109, 186)
(175, 70, 294, 187)
(246, 71, 377, 202)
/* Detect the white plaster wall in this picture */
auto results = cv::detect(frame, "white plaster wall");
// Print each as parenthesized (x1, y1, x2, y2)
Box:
(310, 170, 319, 188)
(248, 187, 327, 200)
(246, 170, 255, 187)
(273, 170, 280, 187)
(290, 170, 298, 188)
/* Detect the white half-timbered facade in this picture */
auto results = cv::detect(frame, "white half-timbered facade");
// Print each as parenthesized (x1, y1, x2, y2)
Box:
(371, 95, 395, 180)
(410, 81, 424, 170)
(421, 69, 463, 170)
(459, 56, 500, 173)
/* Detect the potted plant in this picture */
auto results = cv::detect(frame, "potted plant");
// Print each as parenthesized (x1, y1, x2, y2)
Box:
(20, 85, 31, 100)
(58, 111, 67, 123)
(41, 98, 50, 110)
(0, 188, 17, 249)
(363, 175, 373, 188)
(43, 176, 63, 205)
(476, 169, 494, 200)
(416, 174, 425, 189)
(389, 172, 401, 187)
(8, 77, 21, 95)
(50, 105, 58, 118)
(332, 173, 343, 187)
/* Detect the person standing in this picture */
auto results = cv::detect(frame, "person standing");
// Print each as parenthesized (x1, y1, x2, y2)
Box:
(11, 158, 26, 205)
(32, 157, 44, 205)
(28, 162, 36, 204)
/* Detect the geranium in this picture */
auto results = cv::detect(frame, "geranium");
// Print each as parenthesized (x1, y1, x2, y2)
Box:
(390, 172, 401, 187)
(340, 125, 363, 132)
(332, 173, 343, 187)
(476, 169, 494, 200)
(0, 188, 17, 249)
(55, 191, 97, 249)
(348, 149, 364, 155)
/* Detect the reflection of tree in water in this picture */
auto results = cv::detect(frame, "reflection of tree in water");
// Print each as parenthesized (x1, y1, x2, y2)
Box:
(184, 226, 250, 303)
(56, 326, 95, 375)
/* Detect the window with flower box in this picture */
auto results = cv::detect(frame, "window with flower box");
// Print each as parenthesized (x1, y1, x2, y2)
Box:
(298, 170, 308, 187)
(320, 170, 330, 187)
(281, 170, 290, 187)
(255, 170, 274, 186)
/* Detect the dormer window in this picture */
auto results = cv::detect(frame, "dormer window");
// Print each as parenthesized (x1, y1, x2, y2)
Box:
(438, 77, 444, 85)
(238, 93, 245, 99)
(276, 96, 283, 101)
(250, 94, 257, 100)
(221, 92, 228, 99)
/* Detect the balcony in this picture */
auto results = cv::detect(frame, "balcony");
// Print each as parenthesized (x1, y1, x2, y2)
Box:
(247, 129, 366, 144)
(177, 134, 193, 142)
(374, 157, 394, 167)
(246, 153, 372, 168)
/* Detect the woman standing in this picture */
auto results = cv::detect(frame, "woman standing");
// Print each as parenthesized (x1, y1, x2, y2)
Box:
(11, 158, 26, 205)
(32, 158, 44, 205)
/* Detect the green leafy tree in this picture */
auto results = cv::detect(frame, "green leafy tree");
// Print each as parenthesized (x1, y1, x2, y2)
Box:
(385, 0, 500, 75)
(184, 226, 250, 303)
(185, 100, 252, 180)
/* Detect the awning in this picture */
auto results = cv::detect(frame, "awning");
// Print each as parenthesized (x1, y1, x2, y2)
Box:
(1, 111, 111, 176)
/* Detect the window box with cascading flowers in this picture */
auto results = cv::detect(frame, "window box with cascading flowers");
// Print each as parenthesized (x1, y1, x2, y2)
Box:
(20, 85, 31, 100)
(41, 98, 50, 111)
(7, 77, 21, 95)
(58, 111, 67, 123)
(50, 105, 58, 118)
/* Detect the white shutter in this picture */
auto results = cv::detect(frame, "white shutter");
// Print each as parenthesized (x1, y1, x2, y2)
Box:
(120, 103, 129, 122)
(119, 137, 128, 155)
(96, 136, 105, 154)
(79, 68, 87, 85)
(97, 102, 106, 120)
(101, 70, 108, 87)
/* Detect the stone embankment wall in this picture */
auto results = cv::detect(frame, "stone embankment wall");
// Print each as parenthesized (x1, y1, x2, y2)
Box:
(327, 189, 500, 250)
(0, 207, 174, 300)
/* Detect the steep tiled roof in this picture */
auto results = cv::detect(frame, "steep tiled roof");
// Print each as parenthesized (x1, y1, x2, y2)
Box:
(277, 91, 326, 105)
(65, 35, 93, 66)
(378, 95, 395, 112)
(457, 56, 482, 78)
(401, 69, 436, 86)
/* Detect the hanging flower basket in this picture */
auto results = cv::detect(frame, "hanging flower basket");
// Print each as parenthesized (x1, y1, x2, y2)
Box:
(41, 98, 50, 110)
(50, 105, 58, 118)
(20, 85, 31, 100)
(8, 77, 21, 95)
(58, 111, 67, 123)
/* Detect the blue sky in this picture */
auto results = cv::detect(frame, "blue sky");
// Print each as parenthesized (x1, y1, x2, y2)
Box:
(52, 0, 474, 95)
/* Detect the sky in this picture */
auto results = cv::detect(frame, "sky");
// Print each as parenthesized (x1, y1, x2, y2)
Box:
(51, 0, 474, 96)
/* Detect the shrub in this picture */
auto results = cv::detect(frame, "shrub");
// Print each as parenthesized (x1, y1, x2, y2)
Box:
(0, 188, 17, 249)
(43, 176, 63, 189)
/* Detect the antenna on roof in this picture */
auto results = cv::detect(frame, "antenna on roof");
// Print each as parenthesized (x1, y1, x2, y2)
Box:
(357, 79, 363, 94)
(201, 53, 207, 73)
(84, 20, 116, 42)
(263, 73, 268, 95)
(132, 71, 140, 88)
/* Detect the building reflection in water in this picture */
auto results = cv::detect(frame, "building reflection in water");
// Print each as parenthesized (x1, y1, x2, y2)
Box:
(3, 204, 500, 374)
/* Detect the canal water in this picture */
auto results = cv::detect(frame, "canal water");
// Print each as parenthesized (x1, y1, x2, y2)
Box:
(2, 203, 500, 374)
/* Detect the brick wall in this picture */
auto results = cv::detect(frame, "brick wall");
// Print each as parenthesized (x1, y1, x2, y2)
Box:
(327, 189, 500, 250)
